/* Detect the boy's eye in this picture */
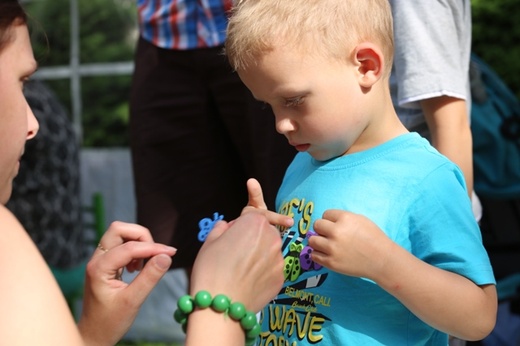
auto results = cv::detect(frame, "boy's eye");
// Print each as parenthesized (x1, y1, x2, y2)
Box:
(284, 96, 304, 107)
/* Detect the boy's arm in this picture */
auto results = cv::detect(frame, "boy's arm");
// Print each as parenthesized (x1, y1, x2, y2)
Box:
(421, 96, 474, 197)
(375, 238, 496, 341)
(311, 210, 497, 341)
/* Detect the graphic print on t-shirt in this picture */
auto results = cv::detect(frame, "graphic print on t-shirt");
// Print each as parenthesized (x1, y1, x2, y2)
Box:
(258, 197, 333, 345)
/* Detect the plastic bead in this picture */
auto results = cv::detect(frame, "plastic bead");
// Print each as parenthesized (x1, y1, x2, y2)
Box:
(228, 302, 246, 320)
(173, 291, 261, 346)
(246, 323, 261, 339)
(194, 290, 212, 308)
(212, 294, 230, 312)
(177, 295, 194, 314)
(173, 309, 187, 324)
(240, 311, 257, 330)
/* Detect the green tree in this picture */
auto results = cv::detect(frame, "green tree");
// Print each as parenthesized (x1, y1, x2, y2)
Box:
(26, 0, 137, 147)
(472, 0, 520, 99)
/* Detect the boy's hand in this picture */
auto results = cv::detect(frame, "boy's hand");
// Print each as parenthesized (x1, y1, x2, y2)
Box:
(242, 178, 293, 228)
(310, 209, 391, 279)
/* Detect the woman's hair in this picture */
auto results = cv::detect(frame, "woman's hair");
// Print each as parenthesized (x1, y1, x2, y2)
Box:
(0, 0, 27, 53)
(226, 0, 394, 75)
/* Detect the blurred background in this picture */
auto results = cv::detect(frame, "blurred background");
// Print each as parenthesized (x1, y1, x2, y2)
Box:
(22, 0, 520, 149)
(18, 0, 520, 222)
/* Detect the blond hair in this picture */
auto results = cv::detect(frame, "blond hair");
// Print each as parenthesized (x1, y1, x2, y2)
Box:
(226, 0, 394, 76)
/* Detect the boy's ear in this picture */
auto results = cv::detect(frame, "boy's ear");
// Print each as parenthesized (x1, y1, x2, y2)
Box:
(353, 42, 385, 88)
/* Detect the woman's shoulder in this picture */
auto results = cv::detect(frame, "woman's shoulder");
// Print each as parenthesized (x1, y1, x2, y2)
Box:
(0, 204, 83, 345)
(0, 203, 49, 279)
(0, 204, 29, 244)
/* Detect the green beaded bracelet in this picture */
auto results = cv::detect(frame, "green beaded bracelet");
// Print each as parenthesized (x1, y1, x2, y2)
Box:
(173, 290, 261, 346)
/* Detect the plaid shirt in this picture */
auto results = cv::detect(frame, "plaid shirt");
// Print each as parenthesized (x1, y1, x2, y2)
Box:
(137, 0, 233, 50)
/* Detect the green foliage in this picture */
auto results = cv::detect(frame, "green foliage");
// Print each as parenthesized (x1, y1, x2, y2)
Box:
(26, 0, 137, 147)
(472, 0, 520, 99)
(28, 0, 136, 63)
(80, 74, 132, 147)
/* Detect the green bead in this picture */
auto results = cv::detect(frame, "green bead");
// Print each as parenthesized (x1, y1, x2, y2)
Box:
(173, 309, 187, 324)
(228, 302, 246, 320)
(240, 311, 257, 330)
(211, 294, 230, 312)
(181, 321, 188, 334)
(246, 323, 261, 339)
(246, 334, 259, 346)
(177, 295, 194, 314)
(194, 290, 212, 308)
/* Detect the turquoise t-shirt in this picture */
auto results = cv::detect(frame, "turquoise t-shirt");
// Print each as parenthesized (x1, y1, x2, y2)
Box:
(258, 133, 495, 346)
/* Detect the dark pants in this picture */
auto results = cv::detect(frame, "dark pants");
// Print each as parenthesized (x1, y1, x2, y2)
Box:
(129, 38, 295, 269)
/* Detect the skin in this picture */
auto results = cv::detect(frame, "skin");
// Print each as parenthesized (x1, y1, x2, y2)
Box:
(78, 222, 176, 346)
(422, 96, 474, 197)
(238, 43, 406, 161)
(239, 40, 497, 341)
(0, 24, 38, 204)
(0, 21, 284, 345)
(186, 213, 284, 345)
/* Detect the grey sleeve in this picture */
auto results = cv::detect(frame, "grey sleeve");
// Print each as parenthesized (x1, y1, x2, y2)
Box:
(390, 0, 472, 107)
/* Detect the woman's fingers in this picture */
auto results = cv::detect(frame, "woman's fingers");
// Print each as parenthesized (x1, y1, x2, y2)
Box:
(125, 254, 172, 303)
(96, 221, 155, 253)
(88, 241, 176, 282)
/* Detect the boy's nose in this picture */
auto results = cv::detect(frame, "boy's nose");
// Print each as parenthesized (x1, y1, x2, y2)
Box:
(275, 116, 296, 136)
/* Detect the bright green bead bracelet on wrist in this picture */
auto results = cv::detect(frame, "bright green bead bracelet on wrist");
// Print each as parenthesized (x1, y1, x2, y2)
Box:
(173, 290, 261, 346)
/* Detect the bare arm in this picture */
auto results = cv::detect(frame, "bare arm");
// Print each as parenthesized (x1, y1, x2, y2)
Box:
(421, 96, 474, 197)
(311, 210, 497, 341)
(0, 206, 84, 346)
(0, 208, 177, 346)
(375, 237, 496, 340)
(186, 212, 284, 345)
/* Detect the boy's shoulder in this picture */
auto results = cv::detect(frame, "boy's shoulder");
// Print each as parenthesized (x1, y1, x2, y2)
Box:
(386, 133, 464, 180)
(286, 133, 462, 182)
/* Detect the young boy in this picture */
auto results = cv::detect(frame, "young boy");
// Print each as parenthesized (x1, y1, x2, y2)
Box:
(226, 0, 497, 345)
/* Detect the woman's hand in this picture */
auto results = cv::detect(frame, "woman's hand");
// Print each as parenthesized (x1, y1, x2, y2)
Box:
(241, 178, 293, 229)
(77, 221, 176, 346)
(190, 212, 284, 312)
(185, 212, 284, 346)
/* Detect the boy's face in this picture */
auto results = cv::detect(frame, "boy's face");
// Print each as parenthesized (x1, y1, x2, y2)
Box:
(237, 46, 374, 161)
(0, 24, 38, 204)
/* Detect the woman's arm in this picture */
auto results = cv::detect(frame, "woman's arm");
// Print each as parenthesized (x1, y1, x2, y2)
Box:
(0, 205, 83, 346)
